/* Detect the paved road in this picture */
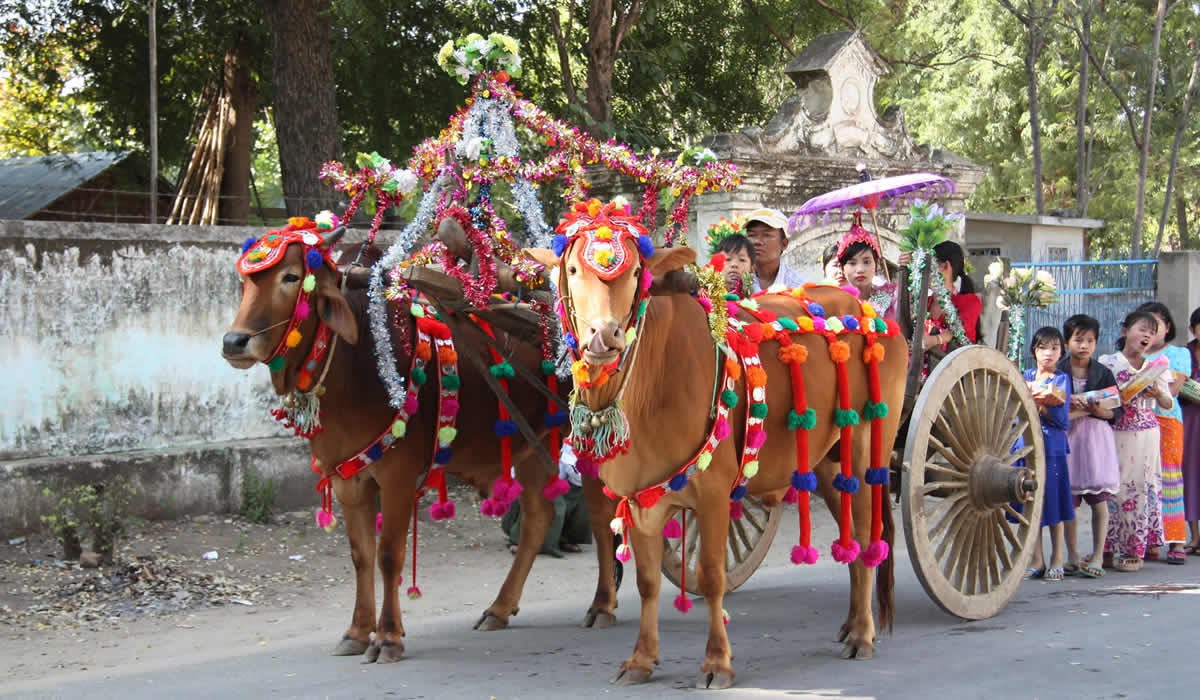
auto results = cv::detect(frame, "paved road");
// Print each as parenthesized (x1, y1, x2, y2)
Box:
(7, 533, 1196, 700)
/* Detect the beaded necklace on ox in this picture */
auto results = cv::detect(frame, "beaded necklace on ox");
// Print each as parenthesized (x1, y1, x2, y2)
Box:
(551, 204, 900, 611)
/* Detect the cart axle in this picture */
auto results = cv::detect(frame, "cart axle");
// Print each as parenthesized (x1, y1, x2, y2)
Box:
(968, 455, 1038, 508)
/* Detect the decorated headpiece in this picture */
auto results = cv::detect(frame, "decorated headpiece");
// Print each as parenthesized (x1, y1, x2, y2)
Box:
(552, 198, 655, 280)
(835, 212, 882, 263)
(704, 216, 745, 257)
(238, 212, 341, 276)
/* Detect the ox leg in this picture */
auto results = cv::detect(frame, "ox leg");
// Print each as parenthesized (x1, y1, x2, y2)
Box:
(612, 513, 668, 686)
(582, 476, 619, 628)
(815, 453, 877, 660)
(366, 476, 416, 664)
(694, 496, 736, 689)
(331, 476, 379, 657)
(475, 462, 554, 631)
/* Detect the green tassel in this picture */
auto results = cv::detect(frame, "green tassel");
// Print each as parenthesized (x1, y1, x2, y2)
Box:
(723, 293, 738, 301)
(834, 408, 860, 428)
(541, 359, 556, 376)
(750, 403, 768, 419)
(442, 374, 460, 390)
(490, 362, 515, 379)
(720, 389, 739, 408)
(788, 408, 818, 430)
(267, 356, 286, 373)
(412, 367, 428, 386)
(863, 401, 890, 420)
(778, 318, 799, 331)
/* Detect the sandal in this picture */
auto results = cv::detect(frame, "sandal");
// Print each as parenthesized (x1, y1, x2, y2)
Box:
(1079, 555, 1105, 578)
(1185, 544, 1200, 555)
(1024, 567, 1045, 580)
(1063, 563, 1080, 576)
(1043, 567, 1065, 581)
(1168, 550, 1186, 565)
(1116, 556, 1143, 573)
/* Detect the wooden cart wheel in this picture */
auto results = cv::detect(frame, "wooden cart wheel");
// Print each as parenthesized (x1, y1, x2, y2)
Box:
(901, 345, 1045, 620)
(661, 496, 782, 593)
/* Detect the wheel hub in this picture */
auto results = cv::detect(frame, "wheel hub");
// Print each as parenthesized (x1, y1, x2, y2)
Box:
(967, 455, 1038, 509)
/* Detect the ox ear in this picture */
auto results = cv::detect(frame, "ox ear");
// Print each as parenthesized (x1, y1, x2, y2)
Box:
(646, 246, 697, 276)
(315, 274, 358, 345)
(522, 248, 561, 270)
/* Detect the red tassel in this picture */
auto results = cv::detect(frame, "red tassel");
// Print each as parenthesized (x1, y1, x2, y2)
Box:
(677, 510, 690, 613)
(866, 336, 884, 547)
(835, 355, 853, 550)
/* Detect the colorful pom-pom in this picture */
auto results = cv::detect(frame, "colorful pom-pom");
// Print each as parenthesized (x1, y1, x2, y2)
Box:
(714, 417, 731, 441)
(616, 544, 632, 563)
(791, 544, 820, 565)
(543, 476, 571, 501)
(729, 501, 744, 520)
(721, 609, 730, 626)
(874, 317, 889, 334)
(831, 539, 861, 564)
(480, 499, 496, 517)
(749, 403, 769, 419)
(302, 274, 316, 293)
(720, 389, 739, 408)
(442, 374, 460, 390)
(834, 408, 860, 427)
(367, 444, 384, 462)
(576, 456, 599, 478)
(267, 355, 287, 373)
(490, 362, 515, 378)
(404, 394, 419, 414)
(865, 467, 891, 485)
(541, 359, 556, 376)
(674, 594, 693, 613)
(407, 586, 422, 600)
(792, 471, 818, 492)
(812, 317, 827, 332)
(806, 302, 825, 318)
(843, 315, 860, 331)
(825, 317, 845, 334)
(412, 367, 428, 386)
(241, 237, 257, 254)
(637, 235, 655, 259)
(863, 400, 889, 420)
(552, 233, 568, 257)
(305, 249, 324, 270)
(545, 411, 568, 428)
(442, 398, 460, 417)
(746, 429, 767, 449)
(861, 540, 890, 568)
(829, 340, 851, 363)
(625, 327, 637, 345)
(564, 332, 579, 350)
(437, 426, 457, 445)
(296, 300, 310, 320)
(662, 519, 682, 539)
(742, 460, 760, 478)
(782, 486, 799, 504)
(697, 452, 713, 471)
(375, 512, 383, 532)
(317, 509, 337, 531)
(778, 317, 799, 331)
(609, 517, 624, 535)
(435, 447, 452, 464)
(391, 419, 407, 438)
(641, 269, 652, 293)
(709, 253, 727, 272)
(730, 485, 747, 500)
(669, 472, 689, 491)
(697, 296, 713, 313)
(797, 316, 815, 331)
(833, 473, 860, 494)
(286, 329, 302, 348)
(409, 303, 426, 318)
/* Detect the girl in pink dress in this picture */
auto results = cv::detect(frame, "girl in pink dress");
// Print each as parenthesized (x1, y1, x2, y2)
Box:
(835, 214, 898, 320)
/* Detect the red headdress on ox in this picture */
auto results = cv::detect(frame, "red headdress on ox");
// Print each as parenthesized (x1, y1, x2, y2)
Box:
(834, 212, 882, 263)
(237, 213, 345, 377)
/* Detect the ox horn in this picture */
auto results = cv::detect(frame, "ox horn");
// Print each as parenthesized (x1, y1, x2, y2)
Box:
(320, 226, 347, 250)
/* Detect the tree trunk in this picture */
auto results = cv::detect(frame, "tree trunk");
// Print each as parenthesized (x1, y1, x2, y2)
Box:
(1152, 44, 1200, 258)
(1130, 0, 1168, 258)
(260, 0, 342, 217)
(585, 0, 616, 129)
(1178, 194, 1191, 250)
(1074, 9, 1090, 218)
(219, 43, 258, 226)
(1025, 0, 1045, 215)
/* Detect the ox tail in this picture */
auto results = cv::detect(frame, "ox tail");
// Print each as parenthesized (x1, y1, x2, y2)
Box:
(877, 480, 895, 634)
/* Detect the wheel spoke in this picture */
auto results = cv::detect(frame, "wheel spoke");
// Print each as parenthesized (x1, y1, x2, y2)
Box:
(928, 437, 972, 472)
(920, 480, 968, 495)
(963, 517, 982, 594)
(934, 414, 973, 464)
(997, 509, 1022, 550)
(986, 513, 1006, 583)
(732, 517, 755, 560)
(954, 518, 980, 591)
(741, 505, 766, 535)
(988, 392, 1022, 454)
(1004, 443, 1035, 467)
(1003, 504, 1030, 528)
(727, 521, 745, 562)
(993, 419, 1030, 461)
(924, 489, 966, 526)
(934, 500, 973, 563)
(927, 492, 969, 541)
(925, 459, 969, 479)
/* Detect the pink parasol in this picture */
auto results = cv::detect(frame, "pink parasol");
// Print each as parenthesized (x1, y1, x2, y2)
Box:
(787, 172, 955, 232)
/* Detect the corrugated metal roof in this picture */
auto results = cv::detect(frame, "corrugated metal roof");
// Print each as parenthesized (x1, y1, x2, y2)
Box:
(0, 151, 129, 220)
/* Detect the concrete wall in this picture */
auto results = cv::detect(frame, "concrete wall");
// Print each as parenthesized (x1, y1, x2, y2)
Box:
(0, 220, 310, 533)
(1158, 251, 1200, 346)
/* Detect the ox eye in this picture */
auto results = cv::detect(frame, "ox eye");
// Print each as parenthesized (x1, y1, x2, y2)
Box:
(567, 265, 578, 275)
(282, 273, 301, 284)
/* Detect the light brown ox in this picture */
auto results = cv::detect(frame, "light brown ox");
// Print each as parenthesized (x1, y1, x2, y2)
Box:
(526, 241, 907, 689)
(221, 235, 619, 663)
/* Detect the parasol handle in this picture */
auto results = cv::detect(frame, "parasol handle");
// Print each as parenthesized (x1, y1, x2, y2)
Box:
(867, 208, 891, 284)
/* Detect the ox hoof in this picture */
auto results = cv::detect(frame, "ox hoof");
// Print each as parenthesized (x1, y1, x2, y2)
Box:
(611, 666, 653, 686)
(363, 640, 404, 664)
(696, 671, 736, 690)
(332, 636, 369, 656)
(835, 623, 850, 643)
(473, 611, 509, 631)
(582, 608, 617, 628)
(840, 643, 874, 660)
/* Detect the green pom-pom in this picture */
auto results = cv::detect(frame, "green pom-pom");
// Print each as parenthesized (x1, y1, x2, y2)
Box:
(302, 274, 316, 293)
(863, 400, 890, 420)
(788, 408, 818, 430)
(778, 318, 799, 332)
(723, 293, 738, 301)
(721, 389, 739, 408)
(749, 403, 769, 419)
(410, 304, 426, 318)
(391, 420, 407, 438)
(541, 359, 556, 376)
(834, 408, 860, 428)
(638, 299, 648, 318)
(267, 356, 286, 373)
(873, 318, 888, 334)
(412, 367, 428, 385)
(442, 374, 460, 390)
(697, 452, 713, 471)
(490, 362, 515, 378)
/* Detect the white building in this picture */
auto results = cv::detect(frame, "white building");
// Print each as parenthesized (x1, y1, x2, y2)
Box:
(964, 212, 1103, 262)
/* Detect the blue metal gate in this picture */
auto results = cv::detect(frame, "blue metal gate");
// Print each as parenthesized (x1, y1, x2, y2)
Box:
(1012, 259, 1158, 361)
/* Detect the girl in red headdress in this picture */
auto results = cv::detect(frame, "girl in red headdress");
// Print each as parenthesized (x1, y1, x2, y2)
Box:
(835, 215, 899, 320)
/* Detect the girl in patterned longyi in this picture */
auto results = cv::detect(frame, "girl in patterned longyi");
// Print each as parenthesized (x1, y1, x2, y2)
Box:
(1099, 310, 1175, 573)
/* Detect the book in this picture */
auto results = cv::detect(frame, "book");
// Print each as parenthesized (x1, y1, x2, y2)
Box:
(1118, 354, 1169, 403)
(1068, 386, 1120, 420)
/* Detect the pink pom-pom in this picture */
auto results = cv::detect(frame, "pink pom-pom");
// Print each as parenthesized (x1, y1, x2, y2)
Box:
(406, 586, 422, 600)
(404, 394, 419, 415)
(429, 501, 446, 520)
(746, 428, 767, 449)
(505, 480, 524, 502)
(831, 539, 862, 564)
(726, 301, 740, 316)
(641, 268, 653, 291)
(316, 509, 334, 528)
(375, 512, 383, 532)
(790, 544, 820, 565)
(616, 544, 632, 562)
(490, 500, 511, 517)
(543, 476, 571, 501)
(441, 500, 456, 519)
(575, 456, 599, 478)
(697, 296, 713, 313)
(839, 285, 859, 296)
(296, 300, 310, 320)
(729, 501, 743, 520)
(861, 540, 890, 568)
(441, 399, 460, 417)
(662, 518, 683, 539)
(492, 479, 511, 503)
(674, 594, 693, 613)
(782, 486, 799, 504)
(812, 317, 826, 332)
(714, 417, 731, 441)
(480, 499, 496, 517)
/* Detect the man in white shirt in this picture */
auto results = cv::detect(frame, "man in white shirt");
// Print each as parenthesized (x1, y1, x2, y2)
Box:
(744, 207, 808, 292)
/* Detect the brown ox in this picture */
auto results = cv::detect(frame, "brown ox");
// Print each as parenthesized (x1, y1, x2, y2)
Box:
(221, 234, 618, 663)
(526, 239, 907, 689)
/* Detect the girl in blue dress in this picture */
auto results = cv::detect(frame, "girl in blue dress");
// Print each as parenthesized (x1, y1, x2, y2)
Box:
(1025, 326, 1074, 581)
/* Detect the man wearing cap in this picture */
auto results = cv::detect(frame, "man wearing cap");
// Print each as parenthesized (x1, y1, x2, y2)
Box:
(743, 207, 808, 293)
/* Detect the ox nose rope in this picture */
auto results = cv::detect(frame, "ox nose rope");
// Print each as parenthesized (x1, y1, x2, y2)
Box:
(248, 317, 291, 338)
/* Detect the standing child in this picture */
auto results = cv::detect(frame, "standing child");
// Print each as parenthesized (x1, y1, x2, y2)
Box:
(1137, 302, 1189, 563)
(1100, 310, 1174, 572)
(1058, 315, 1121, 578)
(1024, 327, 1074, 581)
(712, 234, 756, 299)
(1181, 307, 1200, 553)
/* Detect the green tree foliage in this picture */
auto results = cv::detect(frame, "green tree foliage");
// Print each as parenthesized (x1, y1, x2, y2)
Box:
(0, 26, 98, 155)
